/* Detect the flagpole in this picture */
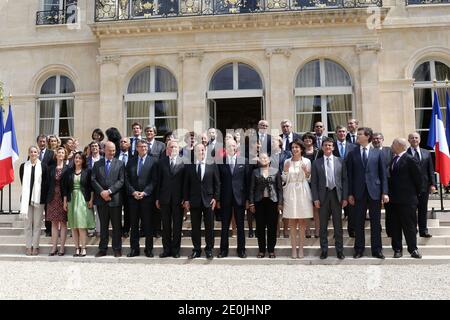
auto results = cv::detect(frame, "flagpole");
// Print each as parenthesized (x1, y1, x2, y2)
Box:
(0, 82, 3, 213)
(8, 93, 12, 213)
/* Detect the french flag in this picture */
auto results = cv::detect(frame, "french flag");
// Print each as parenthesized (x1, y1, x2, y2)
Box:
(427, 91, 450, 185)
(0, 105, 19, 189)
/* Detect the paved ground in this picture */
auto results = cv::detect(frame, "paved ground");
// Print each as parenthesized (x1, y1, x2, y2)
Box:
(0, 261, 449, 300)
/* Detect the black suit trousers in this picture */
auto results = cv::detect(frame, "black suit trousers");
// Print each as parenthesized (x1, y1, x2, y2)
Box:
(152, 204, 162, 234)
(354, 188, 382, 254)
(255, 198, 278, 253)
(97, 205, 122, 251)
(190, 206, 215, 253)
(319, 189, 344, 253)
(128, 197, 153, 251)
(417, 191, 429, 234)
(220, 204, 246, 254)
(390, 203, 418, 253)
(161, 203, 184, 255)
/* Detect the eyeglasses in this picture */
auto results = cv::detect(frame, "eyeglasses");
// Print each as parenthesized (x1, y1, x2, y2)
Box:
(315, 126, 323, 128)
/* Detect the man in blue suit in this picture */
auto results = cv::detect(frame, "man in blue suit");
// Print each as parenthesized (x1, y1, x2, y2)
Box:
(347, 127, 389, 259)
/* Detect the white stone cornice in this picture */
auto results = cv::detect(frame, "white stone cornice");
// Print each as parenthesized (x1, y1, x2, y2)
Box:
(355, 43, 382, 54)
(96, 55, 121, 65)
(178, 51, 205, 62)
(265, 47, 292, 59)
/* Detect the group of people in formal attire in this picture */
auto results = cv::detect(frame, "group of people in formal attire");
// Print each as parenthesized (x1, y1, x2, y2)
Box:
(19, 118, 435, 259)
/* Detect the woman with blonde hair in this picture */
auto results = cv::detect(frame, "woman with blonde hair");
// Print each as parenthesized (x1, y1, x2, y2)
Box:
(47, 135, 61, 151)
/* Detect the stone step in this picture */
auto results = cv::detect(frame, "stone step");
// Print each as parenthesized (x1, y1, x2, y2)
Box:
(0, 235, 448, 245)
(0, 244, 449, 256)
(1, 254, 450, 265)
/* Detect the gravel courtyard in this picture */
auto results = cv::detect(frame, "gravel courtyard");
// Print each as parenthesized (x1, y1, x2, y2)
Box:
(0, 261, 449, 300)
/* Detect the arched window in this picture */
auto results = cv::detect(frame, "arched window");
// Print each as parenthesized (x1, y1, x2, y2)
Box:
(413, 60, 450, 148)
(125, 66, 178, 138)
(294, 59, 353, 134)
(37, 75, 75, 139)
(209, 62, 262, 91)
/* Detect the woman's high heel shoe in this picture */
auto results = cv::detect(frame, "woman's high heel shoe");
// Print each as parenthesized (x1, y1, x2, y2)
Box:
(80, 247, 87, 257)
(73, 247, 80, 257)
(49, 248, 57, 256)
(57, 249, 65, 256)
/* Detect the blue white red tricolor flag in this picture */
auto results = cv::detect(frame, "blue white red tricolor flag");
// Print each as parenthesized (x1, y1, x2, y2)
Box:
(427, 91, 450, 185)
(0, 105, 19, 189)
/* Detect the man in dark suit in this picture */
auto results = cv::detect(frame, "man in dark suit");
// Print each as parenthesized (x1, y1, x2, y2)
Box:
(36, 134, 55, 237)
(129, 122, 143, 157)
(407, 132, 436, 238)
(91, 141, 125, 257)
(156, 140, 185, 258)
(372, 132, 394, 237)
(389, 138, 423, 258)
(217, 139, 249, 258)
(347, 127, 389, 259)
(184, 143, 221, 260)
(117, 137, 131, 238)
(313, 121, 325, 150)
(346, 118, 358, 144)
(311, 137, 348, 260)
(125, 139, 157, 258)
(279, 119, 301, 152)
(257, 120, 272, 156)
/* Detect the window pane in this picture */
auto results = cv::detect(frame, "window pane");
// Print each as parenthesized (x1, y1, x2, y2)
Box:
(414, 88, 432, 109)
(295, 96, 321, 113)
(126, 119, 148, 136)
(155, 118, 177, 138)
(155, 67, 177, 92)
(40, 100, 55, 118)
(418, 131, 433, 150)
(210, 64, 233, 90)
(327, 95, 352, 112)
(40, 76, 56, 94)
(238, 63, 262, 89)
(155, 100, 177, 117)
(43, 0, 60, 11)
(128, 67, 151, 93)
(327, 113, 352, 134)
(126, 101, 150, 118)
(436, 61, 450, 82)
(39, 120, 55, 136)
(60, 76, 75, 93)
(60, 99, 74, 117)
(325, 60, 351, 86)
(415, 109, 432, 132)
(296, 114, 321, 133)
(296, 60, 320, 88)
(413, 62, 431, 82)
(59, 119, 73, 138)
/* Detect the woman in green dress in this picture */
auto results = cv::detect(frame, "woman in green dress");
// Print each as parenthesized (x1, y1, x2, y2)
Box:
(63, 152, 95, 257)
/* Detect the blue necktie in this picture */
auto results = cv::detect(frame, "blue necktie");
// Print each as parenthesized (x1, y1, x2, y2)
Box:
(362, 147, 368, 167)
(137, 157, 144, 176)
(339, 142, 345, 158)
(105, 160, 111, 176)
(285, 135, 290, 150)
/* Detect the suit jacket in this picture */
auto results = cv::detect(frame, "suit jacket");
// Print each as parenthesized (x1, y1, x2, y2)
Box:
(346, 132, 357, 144)
(279, 132, 301, 150)
(46, 164, 69, 203)
(184, 162, 221, 208)
(125, 155, 157, 198)
(129, 136, 142, 157)
(87, 155, 104, 170)
(332, 140, 357, 160)
(270, 150, 292, 173)
(115, 150, 131, 165)
(61, 167, 92, 202)
(147, 140, 166, 160)
(388, 153, 422, 205)
(218, 156, 249, 207)
(91, 158, 125, 207)
(156, 156, 185, 205)
(19, 162, 49, 205)
(257, 132, 272, 156)
(347, 146, 388, 201)
(206, 141, 223, 163)
(311, 156, 348, 204)
(407, 147, 436, 192)
(249, 167, 283, 204)
(41, 149, 55, 167)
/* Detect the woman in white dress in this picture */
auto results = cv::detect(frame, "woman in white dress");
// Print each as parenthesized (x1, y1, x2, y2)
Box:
(282, 139, 314, 258)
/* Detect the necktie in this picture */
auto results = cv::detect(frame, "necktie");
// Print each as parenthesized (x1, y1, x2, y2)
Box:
(317, 137, 321, 149)
(339, 142, 345, 158)
(197, 163, 202, 181)
(352, 134, 356, 144)
(414, 148, 421, 161)
(170, 158, 175, 172)
(229, 157, 235, 174)
(285, 134, 290, 150)
(122, 152, 128, 166)
(326, 157, 336, 190)
(105, 160, 111, 176)
(392, 155, 399, 171)
(137, 157, 143, 176)
(40, 150, 44, 161)
(362, 147, 368, 167)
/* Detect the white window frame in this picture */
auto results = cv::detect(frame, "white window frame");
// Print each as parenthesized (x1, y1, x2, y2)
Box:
(294, 58, 353, 135)
(41, 0, 64, 11)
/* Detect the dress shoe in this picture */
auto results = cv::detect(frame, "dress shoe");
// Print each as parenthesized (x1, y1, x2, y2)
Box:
(113, 250, 122, 258)
(268, 253, 276, 259)
(411, 250, 422, 259)
(353, 252, 363, 259)
(348, 231, 356, 238)
(420, 233, 432, 238)
(159, 252, 171, 258)
(206, 252, 213, 260)
(188, 251, 201, 259)
(248, 229, 254, 238)
(144, 250, 154, 258)
(372, 252, 385, 259)
(337, 252, 345, 260)
(217, 251, 228, 258)
(393, 251, 403, 258)
(95, 251, 107, 257)
(172, 253, 180, 258)
(238, 252, 247, 259)
(320, 251, 328, 259)
(127, 250, 140, 257)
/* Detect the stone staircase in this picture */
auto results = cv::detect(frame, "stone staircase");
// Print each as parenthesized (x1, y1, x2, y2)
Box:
(1, 212, 450, 265)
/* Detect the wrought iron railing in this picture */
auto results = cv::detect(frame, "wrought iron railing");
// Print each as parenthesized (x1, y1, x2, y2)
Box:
(95, 0, 382, 22)
(406, 0, 449, 5)
(36, 7, 78, 25)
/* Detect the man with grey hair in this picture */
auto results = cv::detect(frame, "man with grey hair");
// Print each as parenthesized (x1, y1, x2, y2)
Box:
(257, 120, 272, 156)
(279, 119, 301, 151)
(346, 118, 359, 144)
(144, 125, 165, 160)
(389, 138, 423, 258)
